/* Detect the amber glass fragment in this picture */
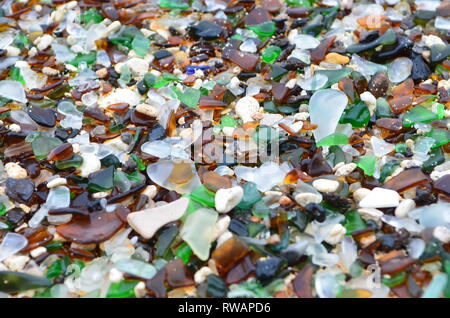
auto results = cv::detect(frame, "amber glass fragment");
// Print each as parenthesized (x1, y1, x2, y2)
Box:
(211, 237, 249, 274)
(389, 94, 413, 114)
(47, 143, 73, 161)
(383, 168, 429, 192)
(202, 171, 232, 191)
(310, 36, 336, 64)
(272, 82, 290, 103)
(198, 96, 227, 109)
(375, 118, 403, 131)
(165, 258, 195, 288)
(307, 151, 333, 177)
(146, 269, 167, 298)
(244, 7, 271, 26)
(56, 211, 123, 244)
(224, 48, 260, 71)
(20, 226, 54, 253)
(293, 264, 314, 298)
(226, 255, 255, 285)
(169, 162, 194, 185)
(392, 78, 414, 96)
(434, 174, 450, 196)
(338, 77, 355, 102)
(107, 103, 129, 113)
(380, 256, 417, 275)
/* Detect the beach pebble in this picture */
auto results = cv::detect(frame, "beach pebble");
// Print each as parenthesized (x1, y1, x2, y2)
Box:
(312, 179, 339, 193)
(135, 103, 159, 117)
(324, 224, 346, 245)
(4, 162, 27, 179)
(127, 197, 189, 239)
(235, 96, 260, 123)
(79, 153, 101, 178)
(47, 177, 67, 188)
(353, 188, 371, 203)
(358, 208, 384, 226)
(359, 188, 400, 208)
(335, 163, 357, 177)
(194, 266, 212, 284)
(127, 58, 149, 77)
(294, 193, 322, 207)
(215, 186, 244, 213)
(395, 199, 416, 218)
(4, 255, 29, 272)
(433, 226, 450, 243)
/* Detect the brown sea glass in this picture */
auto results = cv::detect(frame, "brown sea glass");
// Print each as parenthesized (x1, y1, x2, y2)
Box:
(310, 36, 336, 64)
(307, 151, 333, 177)
(368, 72, 389, 98)
(338, 77, 355, 102)
(375, 118, 403, 131)
(224, 48, 260, 71)
(380, 256, 417, 275)
(434, 174, 450, 196)
(226, 255, 255, 285)
(293, 264, 314, 298)
(4, 142, 33, 159)
(47, 143, 73, 161)
(244, 7, 271, 26)
(211, 237, 249, 274)
(392, 78, 414, 95)
(389, 94, 414, 114)
(56, 211, 124, 244)
(146, 269, 167, 298)
(201, 171, 232, 191)
(198, 96, 227, 109)
(272, 82, 290, 103)
(165, 258, 195, 288)
(383, 168, 429, 192)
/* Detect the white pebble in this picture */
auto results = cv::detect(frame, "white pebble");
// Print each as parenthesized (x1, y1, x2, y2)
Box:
(216, 231, 233, 247)
(235, 96, 260, 123)
(4, 255, 29, 272)
(335, 163, 357, 176)
(42, 67, 59, 76)
(127, 198, 189, 239)
(433, 226, 450, 243)
(359, 187, 400, 208)
(4, 162, 27, 179)
(109, 268, 124, 283)
(103, 21, 122, 37)
(126, 58, 149, 77)
(30, 247, 47, 258)
(294, 193, 322, 207)
(358, 208, 384, 226)
(353, 188, 371, 203)
(35, 34, 53, 51)
(135, 103, 159, 117)
(8, 123, 21, 132)
(134, 282, 146, 298)
(92, 191, 109, 199)
(47, 177, 67, 188)
(79, 153, 101, 177)
(142, 185, 157, 200)
(215, 186, 244, 213)
(212, 216, 230, 241)
(6, 46, 20, 57)
(194, 266, 212, 284)
(312, 179, 339, 193)
(395, 199, 416, 218)
(324, 224, 346, 245)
